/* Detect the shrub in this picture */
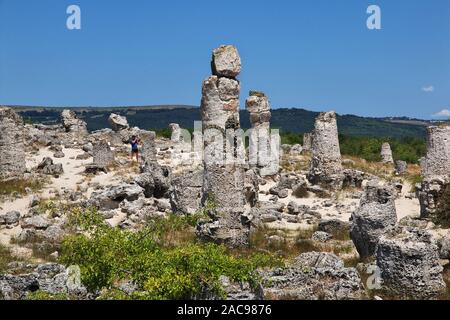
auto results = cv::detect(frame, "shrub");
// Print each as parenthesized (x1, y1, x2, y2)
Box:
(60, 210, 281, 299)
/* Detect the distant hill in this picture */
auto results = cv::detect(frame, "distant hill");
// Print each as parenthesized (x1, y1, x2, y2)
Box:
(13, 106, 427, 139)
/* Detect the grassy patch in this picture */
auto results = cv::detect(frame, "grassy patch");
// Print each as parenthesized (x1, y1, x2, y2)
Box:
(0, 244, 16, 273)
(0, 178, 47, 199)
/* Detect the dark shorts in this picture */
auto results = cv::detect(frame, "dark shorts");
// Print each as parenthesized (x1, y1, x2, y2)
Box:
(131, 149, 139, 154)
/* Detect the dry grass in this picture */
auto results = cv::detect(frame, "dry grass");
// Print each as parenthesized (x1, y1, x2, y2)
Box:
(0, 178, 47, 200)
(342, 156, 394, 180)
(0, 244, 16, 273)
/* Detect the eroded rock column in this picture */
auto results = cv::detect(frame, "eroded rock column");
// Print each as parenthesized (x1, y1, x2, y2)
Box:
(246, 91, 279, 176)
(418, 125, 450, 218)
(307, 111, 343, 189)
(303, 133, 312, 151)
(0, 107, 26, 180)
(380, 142, 394, 164)
(92, 140, 115, 167)
(197, 45, 249, 247)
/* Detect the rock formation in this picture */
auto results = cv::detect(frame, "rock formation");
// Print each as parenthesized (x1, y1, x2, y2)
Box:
(303, 132, 312, 151)
(350, 182, 397, 258)
(307, 111, 343, 189)
(418, 125, 450, 218)
(169, 123, 182, 143)
(0, 107, 26, 180)
(376, 228, 446, 299)
(169, 169, 203, 214)
(108, 113, 129, 132)
(37, 157, 63, 176)
(92, 140, 115, 167)
(139, 130, 157, 165)
(259, 252, 366, 300)
(395, 160, 407, 175)
(61, 110, 87, 135)
(197, 45, 249, 247)
(380, 142, 394, 164)
(245, 91, 279, 176)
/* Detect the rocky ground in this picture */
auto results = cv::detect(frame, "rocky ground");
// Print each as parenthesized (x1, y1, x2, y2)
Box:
(0, 118, 448, 300)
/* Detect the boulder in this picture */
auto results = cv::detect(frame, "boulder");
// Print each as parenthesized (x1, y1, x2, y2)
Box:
(376, 228, 446, 299)
(260, 252, 366, 300)
(108, 113, 129, 132)
(211, 45, 241, 78)
(350, 182, 397, 258)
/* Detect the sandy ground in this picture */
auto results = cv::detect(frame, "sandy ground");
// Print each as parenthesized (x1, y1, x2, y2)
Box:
(0, 146, 128, 251)
(259, 179, 421, 224)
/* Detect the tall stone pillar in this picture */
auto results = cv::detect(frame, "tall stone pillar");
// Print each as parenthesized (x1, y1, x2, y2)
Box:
(307, 111, 343, 189)
(303, 132, 312, 151)
(245, 91, 279, 176)
(418, 125, 450, 218)
(380, 143, 394, 164)
(197, 45, 249, 247)
(0, 107, 26, 180)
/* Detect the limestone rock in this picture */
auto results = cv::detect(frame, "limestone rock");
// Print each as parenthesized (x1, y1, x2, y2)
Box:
(108, 113, 129, 132)
(37, 157, 64, 176)
(376, 228, 446, 299)
(92, 140, 115, 167)
(211, 45, 241, 78)
(350, 182, 397, 258)
(61, 110, 87, 134)
(307, 111, 343, 189)
(380, 143, 394, 164)
(0, 107, 26, 180)
(169, 169, 203, 214)
(260, 252, 366, 300)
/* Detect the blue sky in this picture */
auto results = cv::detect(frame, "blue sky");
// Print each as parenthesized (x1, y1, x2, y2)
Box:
(0, 0, 449, 119)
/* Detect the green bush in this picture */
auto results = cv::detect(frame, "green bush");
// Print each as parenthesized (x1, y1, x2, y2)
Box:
(27, 290, 68, 300)
(339, 135, 425, 163)
(60, 210, 281, 299)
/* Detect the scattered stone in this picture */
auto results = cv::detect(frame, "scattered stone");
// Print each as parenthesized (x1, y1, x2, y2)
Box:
(37, 157, 63, 176)
(21, 215, 50, 230)
(53, 151, 65, 158)
(312, 231, 333, 242)
(0, 211, 20, 227)
(260, 252, 366, 300)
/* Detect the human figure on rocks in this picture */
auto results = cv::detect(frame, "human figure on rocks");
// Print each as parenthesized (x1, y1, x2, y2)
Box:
(130, 135, 141, 162)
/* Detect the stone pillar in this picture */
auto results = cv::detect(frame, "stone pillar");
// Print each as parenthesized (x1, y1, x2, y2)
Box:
(422, 126, 450, 178)
(303, 133, 312, 151)
(92, 140, 115, 166)
(0, 107, 26, 180)
(307, 111, 343, 189)
(380, 142, 394, 164)
(350, 182, 397, 259)
(169, 123, 182, 143)
(140, 130, 157, 165)
(61, 110, 88, 135)
(418, 125, 450, 218)
(245, 91, 279, 176)
(197, 45, 248, 247)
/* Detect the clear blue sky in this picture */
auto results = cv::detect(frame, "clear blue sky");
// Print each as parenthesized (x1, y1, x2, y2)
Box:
(1, 0, 449, 119)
